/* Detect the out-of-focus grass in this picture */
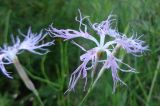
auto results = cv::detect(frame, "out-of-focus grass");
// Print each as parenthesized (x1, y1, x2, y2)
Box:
(0, 0, 160, 106)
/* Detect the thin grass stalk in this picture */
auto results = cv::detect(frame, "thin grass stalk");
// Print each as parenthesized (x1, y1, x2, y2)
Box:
(41, 55, 49, 80)
(27, 70, 60, 89)
(4, 10, 11, 43)
(146, 57, 160, 106)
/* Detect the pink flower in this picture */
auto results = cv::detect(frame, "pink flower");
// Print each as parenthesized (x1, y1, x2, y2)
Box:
(0, 28, 54, 78)
(48, 10, 148, 92)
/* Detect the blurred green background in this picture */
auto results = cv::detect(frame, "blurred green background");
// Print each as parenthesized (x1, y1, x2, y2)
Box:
(0, 0, 160, 106)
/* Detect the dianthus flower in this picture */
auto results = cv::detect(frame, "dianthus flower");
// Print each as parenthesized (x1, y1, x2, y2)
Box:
(0, 28, 53, 100)
(0, 28, 54, 78)
(48, 10, 148, 93)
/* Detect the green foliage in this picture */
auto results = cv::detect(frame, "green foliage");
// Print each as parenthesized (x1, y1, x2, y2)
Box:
(0, 94, 13, 106)
(0, 0, 160, 106)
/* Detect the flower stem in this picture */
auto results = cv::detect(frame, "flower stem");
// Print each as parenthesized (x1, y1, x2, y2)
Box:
(92, 66, 106, 88)
(79, 66, 106, 106)
(146, 57, 160, 106)
(78, 86, 92, 106)
(41, 55, 49, 80)
(13, 56, 44, 106)
(79, 45, 120, 106)
(91, 55, 99, 80)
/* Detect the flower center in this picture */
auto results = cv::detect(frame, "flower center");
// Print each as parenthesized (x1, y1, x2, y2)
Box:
(97, 50, 105, 59)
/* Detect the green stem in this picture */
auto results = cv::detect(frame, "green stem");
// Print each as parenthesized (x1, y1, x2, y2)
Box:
(135, 75, 147, 99)
(13, 57, 44, 106)
(79, 45, 120, 106)
(4, 10, 11, 43)
(79, 66, 106, 106)
(91, 56, 99, 83)
(78, 87, 92, 106)
(79, 53, 100, 105)
(92, 66, 106, 88)
(146, 57, 160, 106)
(27, 70, 60, 89)
(41, 55, 49, 80)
